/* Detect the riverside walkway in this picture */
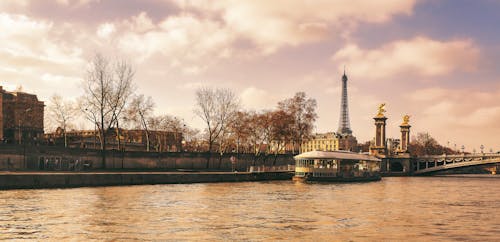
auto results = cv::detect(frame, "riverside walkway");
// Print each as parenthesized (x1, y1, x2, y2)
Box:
(0, 170, 294, 190)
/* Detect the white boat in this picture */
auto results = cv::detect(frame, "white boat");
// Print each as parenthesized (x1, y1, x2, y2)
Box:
(293, 150, 381, 182)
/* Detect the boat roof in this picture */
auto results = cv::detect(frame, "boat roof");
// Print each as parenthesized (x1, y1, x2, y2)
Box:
(294, 150, 381, 162)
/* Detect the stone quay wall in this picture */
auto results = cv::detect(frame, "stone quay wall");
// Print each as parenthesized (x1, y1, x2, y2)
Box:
(0, 144, 295, 171)
(0, 171, 294, 189)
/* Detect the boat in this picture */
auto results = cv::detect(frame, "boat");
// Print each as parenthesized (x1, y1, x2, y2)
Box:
(293, 150, 381, 182)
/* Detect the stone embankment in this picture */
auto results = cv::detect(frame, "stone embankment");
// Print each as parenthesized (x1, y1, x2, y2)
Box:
(0, 171, 294, 190)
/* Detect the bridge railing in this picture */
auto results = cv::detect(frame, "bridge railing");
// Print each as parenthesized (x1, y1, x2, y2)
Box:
(417, 153, 500, 160)
(413, 153, 500, 173)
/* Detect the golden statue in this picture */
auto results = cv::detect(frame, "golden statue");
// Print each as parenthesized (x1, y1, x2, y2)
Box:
(377, 103, 386, 116)
(402, 114, 410, 125)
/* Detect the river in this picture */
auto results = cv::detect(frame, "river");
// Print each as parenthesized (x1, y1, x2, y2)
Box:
(1, 176, 499, 241)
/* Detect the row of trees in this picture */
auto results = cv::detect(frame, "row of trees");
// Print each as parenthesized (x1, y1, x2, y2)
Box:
(194, 88, 317, 167)
(46, 54, 319, 168)
(408, 132, 458, 156)
(47, 54, 191, 167)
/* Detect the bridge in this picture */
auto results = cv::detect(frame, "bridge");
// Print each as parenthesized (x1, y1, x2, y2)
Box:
(413, 153, 500, 175)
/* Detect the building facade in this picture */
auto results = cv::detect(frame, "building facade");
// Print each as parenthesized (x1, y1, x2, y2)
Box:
(301, 132, 340, 153)
(0, 86, 44, 144)
(44, 128, 183, 152)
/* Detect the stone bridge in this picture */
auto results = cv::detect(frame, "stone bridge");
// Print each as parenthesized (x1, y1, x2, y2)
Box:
(413, 153, 500, 175)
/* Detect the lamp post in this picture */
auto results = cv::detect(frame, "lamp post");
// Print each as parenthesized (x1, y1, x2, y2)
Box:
(480, 145, 484, 153)
(461, 145, 465, 154)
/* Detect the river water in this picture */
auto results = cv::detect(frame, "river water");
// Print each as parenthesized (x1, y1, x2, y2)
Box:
(1, 176, 499, 241)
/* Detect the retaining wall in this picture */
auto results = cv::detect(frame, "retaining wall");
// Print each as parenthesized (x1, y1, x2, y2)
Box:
(0, 171, 294, 189)
(0, 144, 295, 171)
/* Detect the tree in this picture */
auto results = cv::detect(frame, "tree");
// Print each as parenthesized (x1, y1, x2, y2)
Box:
(277, 92, 317, 153)
(228, 111, 252, 155)
(268, 110, 294, 162)
(47, 94, 77, 147)
(245, 111, 270, 165)
(149, 115, 187, 152)
(194, 87, 239, 168)
(128, 94, 155, 151)
(409, 132, 456, 156)
(195, 87, 239, 153)
(81, 54, 134, 167)
(110, 60, 134, 150)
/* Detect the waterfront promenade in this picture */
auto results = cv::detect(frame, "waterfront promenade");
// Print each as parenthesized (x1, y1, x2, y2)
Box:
(0, 170, 294, 189)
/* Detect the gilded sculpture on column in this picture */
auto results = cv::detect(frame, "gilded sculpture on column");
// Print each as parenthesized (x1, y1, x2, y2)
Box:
(402, 114, 410, 125)
(377, 103, 386, 117)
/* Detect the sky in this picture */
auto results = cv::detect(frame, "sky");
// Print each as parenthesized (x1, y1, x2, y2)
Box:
(0, 0, 499, 152)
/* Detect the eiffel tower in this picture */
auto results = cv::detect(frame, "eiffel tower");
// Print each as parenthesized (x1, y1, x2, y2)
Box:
(337, 67, 353, 135)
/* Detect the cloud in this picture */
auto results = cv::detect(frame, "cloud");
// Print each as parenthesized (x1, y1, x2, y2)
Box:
(117, 13, 234, 73)
(240, 87, 282, 110)
(0, 13, 85, 98)
(405, 87, 500, 150)
(55, 0, 100, 6)
(332, 37, 480, 79)
(96, 22, 115, 39)
(172, 0, 417, 53)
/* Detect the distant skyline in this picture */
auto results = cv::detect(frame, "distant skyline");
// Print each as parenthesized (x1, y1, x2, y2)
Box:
(1, 0, 499, 151)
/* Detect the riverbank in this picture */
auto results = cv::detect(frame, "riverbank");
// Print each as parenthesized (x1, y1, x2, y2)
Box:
(0, 171, 294, 190)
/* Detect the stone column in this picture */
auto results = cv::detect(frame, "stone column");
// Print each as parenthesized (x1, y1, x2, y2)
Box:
(370, 114, 388, 157)
(399, 115, 411, 153)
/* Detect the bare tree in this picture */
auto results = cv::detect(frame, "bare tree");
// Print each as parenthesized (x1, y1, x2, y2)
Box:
(47, 94, 77, 147)
(149, 115, 186, 152)
(195, 87, 239, 168)
(81, 54, 135, 167)
(128, 94, 155, 151)
(110, 60, 134, 150)
(195, 87, 239, 152)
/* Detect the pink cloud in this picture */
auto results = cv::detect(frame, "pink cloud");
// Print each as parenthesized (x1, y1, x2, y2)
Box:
(173, 0, 417, 53)
(332, 37, 480, 79)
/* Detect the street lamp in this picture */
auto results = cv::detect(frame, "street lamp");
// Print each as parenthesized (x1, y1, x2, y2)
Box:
(480, 144, 484, 153)
(461, 145, 465, 154)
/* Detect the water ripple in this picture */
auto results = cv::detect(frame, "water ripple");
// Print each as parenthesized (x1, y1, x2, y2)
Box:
(0, 176, 499, 240)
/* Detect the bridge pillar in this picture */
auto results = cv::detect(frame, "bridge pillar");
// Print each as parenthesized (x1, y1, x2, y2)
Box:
(399, 115, 411, 153)
(370, 113, 387, 157)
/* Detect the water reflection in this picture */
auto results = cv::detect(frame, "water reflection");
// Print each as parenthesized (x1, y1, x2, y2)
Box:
(1, 176, 499, 241)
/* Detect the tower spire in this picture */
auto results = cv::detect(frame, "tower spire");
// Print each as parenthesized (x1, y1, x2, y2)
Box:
(337, 67, 352, 135)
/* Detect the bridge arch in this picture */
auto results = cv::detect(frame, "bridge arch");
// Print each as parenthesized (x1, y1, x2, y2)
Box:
(390, 161, 404, 172)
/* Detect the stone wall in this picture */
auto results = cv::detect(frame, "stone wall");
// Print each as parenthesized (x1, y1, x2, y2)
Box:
(0, 171, 295, 189)
(0, 144, 295, 171)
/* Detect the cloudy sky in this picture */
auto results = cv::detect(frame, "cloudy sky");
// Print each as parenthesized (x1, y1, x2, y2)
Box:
(1, 0, 499, 152)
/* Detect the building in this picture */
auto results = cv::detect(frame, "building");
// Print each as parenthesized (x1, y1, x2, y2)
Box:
(0, 86, 44, 144)
(338, 134, 358, 151)
(301, 132, 340, 152)
(44, 128, 183, 152)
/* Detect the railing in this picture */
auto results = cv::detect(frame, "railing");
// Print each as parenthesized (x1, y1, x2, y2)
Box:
(417, 153, 500, 160)
(413, 153, 500, 174)
(248, 165, 295, 173)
